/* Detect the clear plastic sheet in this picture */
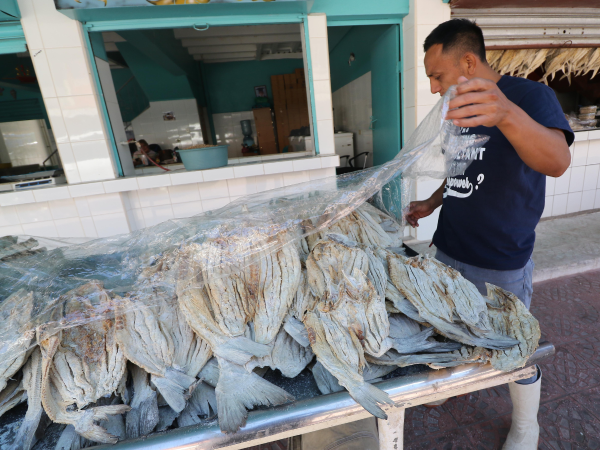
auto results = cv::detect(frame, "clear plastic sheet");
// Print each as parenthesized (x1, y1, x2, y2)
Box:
(0, 86, 489, 369)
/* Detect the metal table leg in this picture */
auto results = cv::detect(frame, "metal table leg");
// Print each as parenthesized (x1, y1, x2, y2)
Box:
(378, 408, 405, 450)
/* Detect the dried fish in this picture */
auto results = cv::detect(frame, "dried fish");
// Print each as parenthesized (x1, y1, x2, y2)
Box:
(115, 290, 211, 413)
(178, 381, 217, 428)
(246, 327, 314, 378)
(485, 284, 541, 372)
(215, 357, 294, 433)
(125, 364, 159, 440)
(304, 309, 394, 419)
(388, 254, 520, 350)
(388, 314, 462, 355)
(9, 348, 43, 450)
(0, 373, 25, 418)
(0, 289, 35, 394)
(306, 234, 369, 299)
(177, 245, 294, 433)
(39, 282, 129, 444)
(311, 361, 397, 396)
(250, 242, 302, 345)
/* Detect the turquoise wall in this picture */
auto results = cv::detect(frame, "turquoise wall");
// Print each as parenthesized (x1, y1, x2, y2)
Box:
(202, 58, 305, 114)
(329, 25, 390, 93)
(116, 41, 195, 102)
(0, 54, 48, 125)
(111, 68, 150, 123)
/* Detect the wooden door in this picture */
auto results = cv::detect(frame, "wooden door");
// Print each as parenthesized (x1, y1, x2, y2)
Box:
(253, 108, 278, 155)
(271, 69, 310, 151)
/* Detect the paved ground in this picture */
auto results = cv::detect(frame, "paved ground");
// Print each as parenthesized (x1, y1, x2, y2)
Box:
(404, 269, 600, 450)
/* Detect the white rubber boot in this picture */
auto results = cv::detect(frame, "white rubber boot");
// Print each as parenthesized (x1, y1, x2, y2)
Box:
(502, 369, 541, 450)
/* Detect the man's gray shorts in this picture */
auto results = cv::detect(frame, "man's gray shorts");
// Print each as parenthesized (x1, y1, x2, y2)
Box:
(435, 248, 535, 309)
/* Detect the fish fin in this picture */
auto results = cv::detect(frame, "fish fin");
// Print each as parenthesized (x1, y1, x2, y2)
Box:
(346, 381, 394, 420)
(283, 316, 310, 347)
(216, 359, 294, 433)
(72, 406, 130, 444)
(215, 336, 272, 365)
(125, 389, 159, 439)
(150, 369, 195, 413)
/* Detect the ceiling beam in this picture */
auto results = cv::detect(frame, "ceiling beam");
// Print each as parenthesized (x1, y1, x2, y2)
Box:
(200, 51, 257, 60)
(181, 34, 301, 47)
(174, 24, 301, 39)
(261, 52, 303, 60)
(187, 44, 257, 55)
(194, 55, 256, 63)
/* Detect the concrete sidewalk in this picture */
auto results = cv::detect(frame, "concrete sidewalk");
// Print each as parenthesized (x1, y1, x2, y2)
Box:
(404, 210, 600, 283)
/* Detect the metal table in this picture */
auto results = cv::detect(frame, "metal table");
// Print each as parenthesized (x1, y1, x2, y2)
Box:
(89, 342, 554, 450)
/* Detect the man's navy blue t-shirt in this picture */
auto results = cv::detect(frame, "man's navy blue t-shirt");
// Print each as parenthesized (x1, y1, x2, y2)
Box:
(432, 75, 574, 270)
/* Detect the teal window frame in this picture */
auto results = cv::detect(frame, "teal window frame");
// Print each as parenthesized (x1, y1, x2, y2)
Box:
(81, 13, 325, 170)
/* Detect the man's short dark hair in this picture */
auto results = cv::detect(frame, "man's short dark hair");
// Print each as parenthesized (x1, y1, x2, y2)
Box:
(423, 19, 487, 62)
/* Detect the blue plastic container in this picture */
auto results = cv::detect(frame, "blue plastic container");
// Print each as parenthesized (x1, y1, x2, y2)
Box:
(178, 145, 229, 171)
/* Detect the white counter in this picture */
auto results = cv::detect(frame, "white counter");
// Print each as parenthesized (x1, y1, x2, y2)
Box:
(0, 154, 339, 239)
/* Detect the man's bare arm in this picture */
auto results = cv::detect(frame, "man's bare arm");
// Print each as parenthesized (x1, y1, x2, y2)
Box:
(405, 180, 445, 227)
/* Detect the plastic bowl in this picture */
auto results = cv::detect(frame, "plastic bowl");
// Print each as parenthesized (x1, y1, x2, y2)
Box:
(178, 145, 229, 171)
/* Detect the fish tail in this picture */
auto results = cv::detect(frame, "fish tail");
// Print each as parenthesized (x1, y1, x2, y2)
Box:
(150, 369, 196, 413)
(347, 381, 394, 420)
(8, 407, 43, 450)
(218, 336, 272, 364)
(125, 389, 159, 439)
(216, 359, 294, 433)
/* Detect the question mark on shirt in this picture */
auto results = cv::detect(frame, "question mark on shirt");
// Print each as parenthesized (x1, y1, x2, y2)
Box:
(475, 174, 484, 190)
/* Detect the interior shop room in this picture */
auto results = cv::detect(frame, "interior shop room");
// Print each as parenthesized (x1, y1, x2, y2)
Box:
(0, 52, 63, 192)
(95, 23, 316, 174)
(328, 24, 402, 172)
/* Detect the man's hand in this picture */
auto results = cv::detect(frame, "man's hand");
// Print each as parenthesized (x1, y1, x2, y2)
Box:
(445, 76, 514, 128)
(406, 199, 436, 228)
(446, 76, 570, 177)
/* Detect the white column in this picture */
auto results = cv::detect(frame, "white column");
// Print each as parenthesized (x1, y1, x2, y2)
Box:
(307, 13, 335, 156)
(17, 0, 121, 184)
(402, 0, 451, 240)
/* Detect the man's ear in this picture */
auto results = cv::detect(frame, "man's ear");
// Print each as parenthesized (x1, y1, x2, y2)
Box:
(462, 52, 478, 76)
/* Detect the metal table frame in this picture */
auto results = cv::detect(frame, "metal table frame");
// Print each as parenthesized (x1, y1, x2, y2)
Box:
(92, 343, 554, 450)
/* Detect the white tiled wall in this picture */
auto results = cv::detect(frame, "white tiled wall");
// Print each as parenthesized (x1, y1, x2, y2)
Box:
(402, 0, 451, 240)
(332, 71, 373, 167)
(212, 111, 257, 158)
(17, 0, 118, 184)
(307, 13, 335, 155)
(543, 130, 600, 219)
(0, 157, 338, 238)
(0, 120, 54, 167)
(131, 99, 203, 151)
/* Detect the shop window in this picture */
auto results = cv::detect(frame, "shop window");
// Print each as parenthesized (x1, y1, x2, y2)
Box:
(0, 52, 64, 192)
(92, 23, 313, 174)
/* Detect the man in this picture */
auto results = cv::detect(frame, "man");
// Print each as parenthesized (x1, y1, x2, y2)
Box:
(406, 19, 573, 449)
(132, 139, 158, 166)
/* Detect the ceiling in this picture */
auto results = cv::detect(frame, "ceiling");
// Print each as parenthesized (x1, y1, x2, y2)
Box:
(103, 24, 303, 65)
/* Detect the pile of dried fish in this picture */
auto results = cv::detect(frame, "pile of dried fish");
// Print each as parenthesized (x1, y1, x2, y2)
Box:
(0, 202, 540, 447)
(487, 47, 600, 84)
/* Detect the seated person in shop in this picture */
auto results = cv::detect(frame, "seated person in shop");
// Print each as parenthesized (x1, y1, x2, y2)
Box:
(132, 139, 158, 166)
